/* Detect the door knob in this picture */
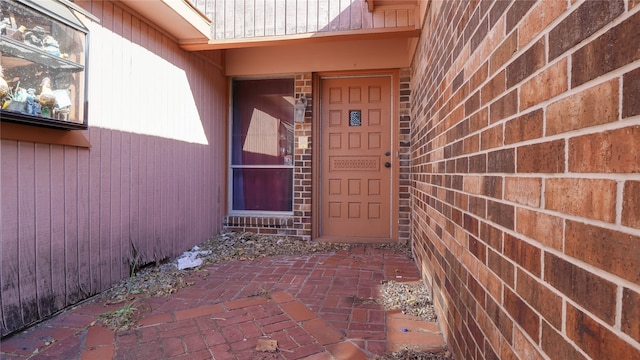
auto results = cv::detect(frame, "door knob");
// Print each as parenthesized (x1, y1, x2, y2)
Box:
(384, 162, 391, 168)
(385, 151, 391, 156)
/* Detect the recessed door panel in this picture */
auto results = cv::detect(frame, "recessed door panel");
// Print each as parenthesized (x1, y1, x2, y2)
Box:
(320, 76, 392, 239)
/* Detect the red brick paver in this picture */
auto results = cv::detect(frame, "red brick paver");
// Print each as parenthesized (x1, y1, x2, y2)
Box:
(0, 247, 446, 359)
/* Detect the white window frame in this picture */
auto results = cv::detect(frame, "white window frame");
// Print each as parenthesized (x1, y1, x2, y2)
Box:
(227, 76, 296, 216)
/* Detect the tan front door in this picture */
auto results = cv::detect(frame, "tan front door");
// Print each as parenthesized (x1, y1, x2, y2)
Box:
(320, 76, 392, 240)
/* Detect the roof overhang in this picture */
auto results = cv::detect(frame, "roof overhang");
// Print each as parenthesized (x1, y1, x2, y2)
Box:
(182, 26, 420, 51)
(117, 0, 210, 48)
(114, 0, 428, 76)
(223, 35, 420, 76)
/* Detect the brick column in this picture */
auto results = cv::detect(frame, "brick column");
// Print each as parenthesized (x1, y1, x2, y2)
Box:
(293, 73, 313, 240)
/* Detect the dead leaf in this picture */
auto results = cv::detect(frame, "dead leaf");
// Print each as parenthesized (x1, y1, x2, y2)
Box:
(256, 339, 278, 352)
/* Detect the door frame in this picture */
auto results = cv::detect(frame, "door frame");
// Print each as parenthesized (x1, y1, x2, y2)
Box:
(312, 70, 400, 242)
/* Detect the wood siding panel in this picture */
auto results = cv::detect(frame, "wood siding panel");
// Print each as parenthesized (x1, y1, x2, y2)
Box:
(241, 0, 255, 37)
(372, 8, 385, 28)
(396, 9, 408, 27)
(214, 0, 226, 39)
(204, 0, 417, 39)
(339, 0, 351, 31)
(234, 0, 244, 38)
(264, 0, 275, 36)
(254, 0, 265, 37)
(1, 141, 20, 335)
(328, 0, 340, 31)
(350, 0, 362, 30)
(317, 0, 330, 32)
(88, 127, 102, 295)
(296, 0, 307, 34)
(384, 10, 396, 27)
(77, 143, 91, 302)
(275, 0, 286, 35)
(34, 144, 54, 319)
(307, 0, 318, 32)
(17, 142, 37, 326)
(99, 127, 113, 290)
(63, 147, 80, 304)
(1, 0, 226, 336)
(49, 146, 66, 310)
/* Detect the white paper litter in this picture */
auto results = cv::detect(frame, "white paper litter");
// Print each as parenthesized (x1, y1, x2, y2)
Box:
(176, 249, 211, 270)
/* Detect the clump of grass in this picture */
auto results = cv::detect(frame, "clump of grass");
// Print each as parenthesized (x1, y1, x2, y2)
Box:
(250, 284, 272, 299)
(98, 300, 139, 331)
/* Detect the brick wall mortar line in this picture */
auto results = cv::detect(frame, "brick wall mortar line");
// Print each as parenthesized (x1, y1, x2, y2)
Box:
(616, 285, 624, 331)
(430, 18, 640, 137)
(560, 211, 566, 254)
(441, 19, 543, 115)
(444, 228, 640, 358)
(563, 136, 569, 188)
(544, 295, 594, 360)
(567, 44, 573, 98)
(414, 190, 640, 279)
(527, 230, 640, 295)
(571, 57, 640, 93)
(421, 180, 640, 235)
(417, 208, 640, 285)
(561, 296, 567, 334)
(566, 295, 640, 353)
(574, 3, 640, 47)
(516, 1, 639, 87)
(424, 116, 640, 160)
(619, 62, 625, 121)
(616, 181, 625, 226)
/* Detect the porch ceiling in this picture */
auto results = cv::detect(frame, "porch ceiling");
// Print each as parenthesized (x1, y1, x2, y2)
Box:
(115, 0, 427, 75)
(185, 25, 421, 75)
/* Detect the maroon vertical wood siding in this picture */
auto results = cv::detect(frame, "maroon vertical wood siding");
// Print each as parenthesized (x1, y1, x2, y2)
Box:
(193, 0, 417, 41)
(0, 0, 227, 336)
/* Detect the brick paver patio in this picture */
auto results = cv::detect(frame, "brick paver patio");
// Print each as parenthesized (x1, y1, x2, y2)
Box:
(0, 247, 445, 359)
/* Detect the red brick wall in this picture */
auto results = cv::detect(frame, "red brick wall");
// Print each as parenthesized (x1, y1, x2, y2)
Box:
(399, 68, 413, 243)
(410, 1, 640, 359)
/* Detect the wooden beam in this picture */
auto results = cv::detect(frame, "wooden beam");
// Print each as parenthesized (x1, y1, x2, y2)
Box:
(367, 0, 375, 12)
(182, 26, 420, 51)
(1, 122, 90, 147)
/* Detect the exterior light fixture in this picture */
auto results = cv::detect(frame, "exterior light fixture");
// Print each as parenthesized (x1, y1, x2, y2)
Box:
(294, 96, 307, 123)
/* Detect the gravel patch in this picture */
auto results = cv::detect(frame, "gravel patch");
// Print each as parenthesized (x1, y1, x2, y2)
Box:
(379, 280, 438, 322)
(375, 349, 454, 360)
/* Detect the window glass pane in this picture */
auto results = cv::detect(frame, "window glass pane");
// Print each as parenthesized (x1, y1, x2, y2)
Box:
(349, 110, 361, 126)
(1, 0, 87, 126)
(232, 78, 294, 166)
(232, 168, 293, 211)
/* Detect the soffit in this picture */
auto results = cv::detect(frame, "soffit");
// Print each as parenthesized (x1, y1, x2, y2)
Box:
(185, 26, 420, 51)
(117, 0, 210, 47)
(365, 0, 419, 12)
(224, 36, 418, 76)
